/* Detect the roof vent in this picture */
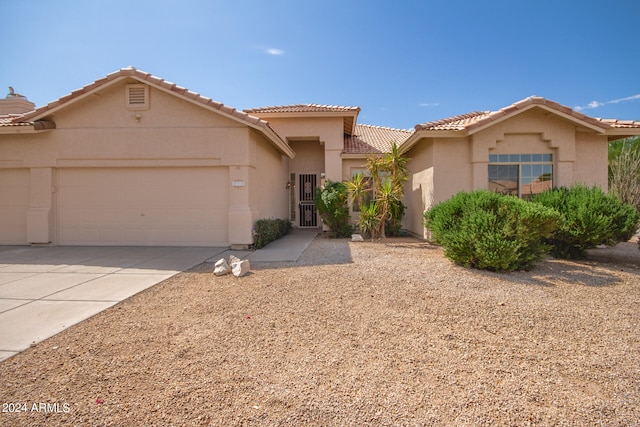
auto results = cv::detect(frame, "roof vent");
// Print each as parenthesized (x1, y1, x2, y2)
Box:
(126, 84, 149, 110)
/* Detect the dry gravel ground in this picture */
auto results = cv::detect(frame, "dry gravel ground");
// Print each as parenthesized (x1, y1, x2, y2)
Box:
(1, 235, 639, 426)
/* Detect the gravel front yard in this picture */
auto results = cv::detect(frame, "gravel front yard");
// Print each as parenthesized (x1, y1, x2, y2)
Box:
(1, 236, 639, 426)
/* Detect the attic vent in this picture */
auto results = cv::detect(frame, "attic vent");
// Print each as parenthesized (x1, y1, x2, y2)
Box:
(126, 84, 149, 110)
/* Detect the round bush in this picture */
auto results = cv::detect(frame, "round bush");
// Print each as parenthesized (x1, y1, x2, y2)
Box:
(532, 185, 640, 259)
(423, 190, 561, 272)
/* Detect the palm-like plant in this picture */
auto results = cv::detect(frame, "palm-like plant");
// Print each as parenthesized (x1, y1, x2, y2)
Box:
(358, 202, 381, 240)
(383, 142, 409, 191)
(376, 178, 403, 238)
(345, 173, 369, 212)
(347, 142, 410, 239)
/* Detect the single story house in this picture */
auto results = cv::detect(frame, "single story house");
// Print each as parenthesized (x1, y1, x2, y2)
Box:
(1, 67, 639, 247)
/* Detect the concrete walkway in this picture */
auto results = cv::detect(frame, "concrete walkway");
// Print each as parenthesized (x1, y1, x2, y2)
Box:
(0, 229, 318, 362)
(219, 228, 319, 263)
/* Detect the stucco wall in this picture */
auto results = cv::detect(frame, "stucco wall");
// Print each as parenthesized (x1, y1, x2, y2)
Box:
(264, 116, 344, 181)
(432, 137, 473, 202)
(251, 130, 290, 222)
(574, 132, 609, 190)
(289, 140, 325, 174)
(404, 140, 434, 239)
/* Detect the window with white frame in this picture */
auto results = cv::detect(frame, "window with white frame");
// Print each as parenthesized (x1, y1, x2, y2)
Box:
(488, 153, 553, 198)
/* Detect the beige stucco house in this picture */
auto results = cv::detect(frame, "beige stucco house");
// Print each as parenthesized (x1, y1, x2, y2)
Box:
(1, 67, 639, 247)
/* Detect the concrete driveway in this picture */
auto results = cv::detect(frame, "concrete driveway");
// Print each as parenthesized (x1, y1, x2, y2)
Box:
(0, 246, 228, 362)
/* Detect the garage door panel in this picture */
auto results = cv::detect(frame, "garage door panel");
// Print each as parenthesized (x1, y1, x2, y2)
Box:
(57, 168, 228, 246)
(0, 169, 30, 245)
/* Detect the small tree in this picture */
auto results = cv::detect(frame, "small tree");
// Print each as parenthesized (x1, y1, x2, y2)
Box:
(609, 137, 640, 213)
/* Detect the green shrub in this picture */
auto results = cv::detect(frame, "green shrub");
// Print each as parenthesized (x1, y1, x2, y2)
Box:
(253, 218, 292, 249)
(423, 190, 561, 272)
(533, 185, 640, 259)
(314, 180, 353, 238)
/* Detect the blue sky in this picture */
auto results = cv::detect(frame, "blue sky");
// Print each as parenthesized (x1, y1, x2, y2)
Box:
(1, 0, 639, 129)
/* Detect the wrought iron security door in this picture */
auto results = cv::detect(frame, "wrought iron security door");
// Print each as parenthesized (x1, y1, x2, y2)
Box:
(298, 174, 317, 227)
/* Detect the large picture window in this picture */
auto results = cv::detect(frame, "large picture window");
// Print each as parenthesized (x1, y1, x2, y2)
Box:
(488, 153, 553, 198)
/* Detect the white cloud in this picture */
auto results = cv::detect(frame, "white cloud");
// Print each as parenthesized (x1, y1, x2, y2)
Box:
(574, 94, 640, 111)
(418, 102, 439, 107)
(265, 48, 285, 56)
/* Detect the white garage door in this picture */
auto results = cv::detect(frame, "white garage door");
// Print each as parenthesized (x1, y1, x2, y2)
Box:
(0, 168, 30, 245)
(57, 168, 228, 246)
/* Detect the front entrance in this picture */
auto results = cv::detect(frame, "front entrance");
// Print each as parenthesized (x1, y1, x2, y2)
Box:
(298, 173, 318, 227)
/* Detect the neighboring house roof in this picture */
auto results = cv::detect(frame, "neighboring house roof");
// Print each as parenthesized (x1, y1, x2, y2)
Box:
(7, 67, 294, 157)
(0, 114, 56, 134)
(343, 124, 413, 156)
(245, 103, 360, 135)
(403, 96, 640, 152)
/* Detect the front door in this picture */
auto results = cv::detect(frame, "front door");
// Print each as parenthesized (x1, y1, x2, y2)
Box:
(298, 173, 318, 227)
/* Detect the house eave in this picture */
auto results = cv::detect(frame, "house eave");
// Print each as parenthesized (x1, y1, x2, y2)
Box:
(606, 129, 640, 141)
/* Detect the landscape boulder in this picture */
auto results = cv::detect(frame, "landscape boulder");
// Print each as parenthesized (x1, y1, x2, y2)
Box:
(231, 259, 251, 277)
(213, 258, 231, 276)
(214, 255, 251, 277)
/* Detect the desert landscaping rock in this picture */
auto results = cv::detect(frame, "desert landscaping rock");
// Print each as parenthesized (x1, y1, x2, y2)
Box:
(213, 258, 231, 276)
(231, 259, 250, 277)
(0, 236, 638, 426)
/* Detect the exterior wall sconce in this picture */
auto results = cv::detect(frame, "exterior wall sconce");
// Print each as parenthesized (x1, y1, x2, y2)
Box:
(286, 181, 295, 190)
(133, 113, 142, 123)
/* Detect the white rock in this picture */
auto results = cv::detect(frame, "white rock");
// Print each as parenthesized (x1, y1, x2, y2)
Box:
(231, 259, 250, 277)
(213, 258, 231, 276)
(351, 234, 364, 242)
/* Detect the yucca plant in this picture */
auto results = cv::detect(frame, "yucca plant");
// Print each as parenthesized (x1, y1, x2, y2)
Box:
(346, 142, 409, 239)
(358, 202, 381, 240)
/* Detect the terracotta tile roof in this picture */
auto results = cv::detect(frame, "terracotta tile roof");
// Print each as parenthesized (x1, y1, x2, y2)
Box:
(344, 124, 413, 155)
(0, 114, 26, 126)
(415, 111, 491, 131)
(598, 118, 640, 128)
(245, 104, 360, 114)
(0, 114, 55, 131)
(415, 97, 611, 132)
